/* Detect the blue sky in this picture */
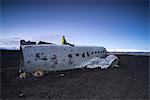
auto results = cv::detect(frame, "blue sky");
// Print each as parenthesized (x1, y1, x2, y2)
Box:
(1, 0, 149, 51)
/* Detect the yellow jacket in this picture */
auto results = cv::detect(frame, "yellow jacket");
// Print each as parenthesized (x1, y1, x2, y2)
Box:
(62, 36, 65, 45)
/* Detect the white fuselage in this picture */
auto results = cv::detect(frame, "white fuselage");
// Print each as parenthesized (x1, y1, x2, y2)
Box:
(21, 44, 107, 72)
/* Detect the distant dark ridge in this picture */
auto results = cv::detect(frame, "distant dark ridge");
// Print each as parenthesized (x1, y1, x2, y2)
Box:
(0, 49, 21, 53)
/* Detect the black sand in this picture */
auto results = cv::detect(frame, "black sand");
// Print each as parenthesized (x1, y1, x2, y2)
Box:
(0, 50, 149, 99)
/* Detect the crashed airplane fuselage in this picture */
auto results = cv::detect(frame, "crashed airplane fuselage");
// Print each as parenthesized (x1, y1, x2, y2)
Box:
(20, 44, 118, 74)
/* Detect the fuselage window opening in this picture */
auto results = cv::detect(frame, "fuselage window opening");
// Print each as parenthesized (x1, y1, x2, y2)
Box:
(82, 53, 85, 58)
(98, 51, 100, 53)
(87, 52, 89, 57)
(91, 52, 93, 55)
(68, 54, 72, 58)
(76, 53, 79, 57)
(95, 51, 97, 54)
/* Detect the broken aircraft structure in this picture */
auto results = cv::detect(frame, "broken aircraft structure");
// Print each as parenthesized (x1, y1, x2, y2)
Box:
(19, 40, 119, 77)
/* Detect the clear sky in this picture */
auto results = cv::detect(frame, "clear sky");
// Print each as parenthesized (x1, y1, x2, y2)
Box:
(1, 0, 149, 51)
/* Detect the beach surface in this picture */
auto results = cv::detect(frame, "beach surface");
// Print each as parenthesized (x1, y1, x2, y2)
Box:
(1, 50, 149, 99)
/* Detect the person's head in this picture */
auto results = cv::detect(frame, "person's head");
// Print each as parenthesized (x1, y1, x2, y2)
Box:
(62, 36, 65, 39)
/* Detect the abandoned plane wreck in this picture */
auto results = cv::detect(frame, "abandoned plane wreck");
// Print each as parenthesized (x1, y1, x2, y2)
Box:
(19, 40, 119, 78)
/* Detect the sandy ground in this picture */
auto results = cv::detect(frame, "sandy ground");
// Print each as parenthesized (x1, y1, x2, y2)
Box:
(0, 50, 149, 100)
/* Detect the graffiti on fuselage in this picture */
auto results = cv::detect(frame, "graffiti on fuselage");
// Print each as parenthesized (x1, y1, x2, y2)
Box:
(35, 52, 48, 61)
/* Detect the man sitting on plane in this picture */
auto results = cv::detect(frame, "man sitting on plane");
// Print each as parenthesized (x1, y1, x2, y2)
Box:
(62, 36, 74, 46)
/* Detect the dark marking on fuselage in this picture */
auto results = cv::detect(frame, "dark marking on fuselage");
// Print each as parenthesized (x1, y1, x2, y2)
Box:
(35, 53, 40, 59)
(68, 58, 74, 65)
(42, 57, 48, 60)
(68, 54, 72, 58)
(82, 52, 85, 58)
(27, 61, 31, 63)
(54, 60, 58, 65)
(50, 54, 58, 65)
(52, 55, 57, 60)
(87, 52, 89, 57)
(41, 52, 44, 55)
